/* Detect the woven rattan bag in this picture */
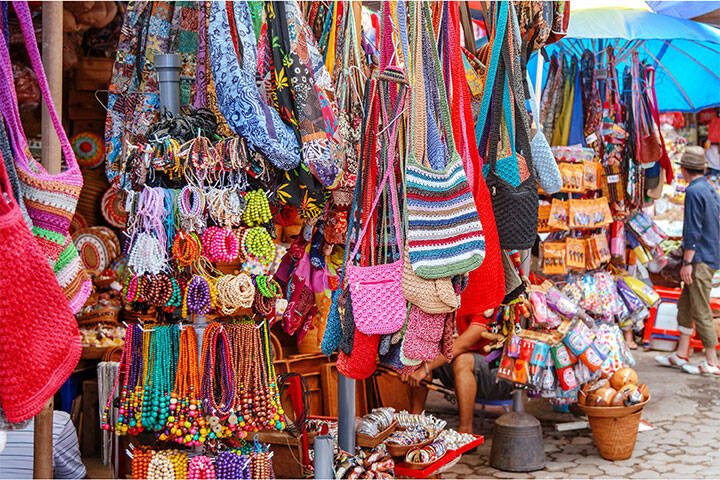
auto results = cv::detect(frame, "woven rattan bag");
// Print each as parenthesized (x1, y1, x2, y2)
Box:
(0, 149, 81, 423)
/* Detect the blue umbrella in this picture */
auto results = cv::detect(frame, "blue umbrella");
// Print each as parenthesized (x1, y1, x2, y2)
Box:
(528, 8, 720, 113)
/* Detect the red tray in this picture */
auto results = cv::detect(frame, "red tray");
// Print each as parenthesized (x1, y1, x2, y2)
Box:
(394, 435, 484, 478)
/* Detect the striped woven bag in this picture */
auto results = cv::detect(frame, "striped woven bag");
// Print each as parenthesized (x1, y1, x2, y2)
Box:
(0, 2, 90, 313)
(405, 3, 485, 280)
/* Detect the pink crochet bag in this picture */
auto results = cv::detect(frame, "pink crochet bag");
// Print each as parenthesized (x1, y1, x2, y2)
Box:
(0, 149, 81, 423)
(401, 306, 446, 362)
(345, 88, 406, 336)
(0, 2, 90, 313)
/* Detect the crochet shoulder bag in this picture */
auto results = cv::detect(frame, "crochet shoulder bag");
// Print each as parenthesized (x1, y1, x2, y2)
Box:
(526, 71, 562, 195)
(0, 2, 91, 313)
(405, 2, 485, 280)
(345, 77, 407, 336)
(0, 148, 81, 423)
(445, 1, 505, 315)
(207, 1, 300, 171)
(476, 1, 538, 250)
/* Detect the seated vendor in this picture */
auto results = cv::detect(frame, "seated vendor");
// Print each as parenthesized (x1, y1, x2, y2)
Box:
(401, 312, 512, 434)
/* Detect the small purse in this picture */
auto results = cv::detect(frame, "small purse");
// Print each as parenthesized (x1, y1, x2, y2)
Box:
(527, 73, 562, 194)
(401, 306, 446, 362)
(208, 1, 300, 170)
(402, 245, 458, 314)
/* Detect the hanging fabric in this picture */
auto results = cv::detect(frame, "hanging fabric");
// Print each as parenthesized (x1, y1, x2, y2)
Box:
(405, 2, 486, 279)
(0, 2, 91, 313)
(104, 2, 200, 182)
(208, 1, 300, 170)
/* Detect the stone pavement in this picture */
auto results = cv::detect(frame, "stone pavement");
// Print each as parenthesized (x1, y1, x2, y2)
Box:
(425, 349, 720, 478)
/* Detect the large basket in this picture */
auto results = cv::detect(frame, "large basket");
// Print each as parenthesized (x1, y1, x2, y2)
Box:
(578, 398, 649, 461)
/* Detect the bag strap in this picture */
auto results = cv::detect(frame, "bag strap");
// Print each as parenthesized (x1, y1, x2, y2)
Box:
(408, 2, 460, 170)
(0, 2, 77, 172)
(349, 83, 406, 262)
(447, 2, 480, 181)
(338, 77, 374, 287)
(474, 2, 509, 147)
(645, 64, 673, 183)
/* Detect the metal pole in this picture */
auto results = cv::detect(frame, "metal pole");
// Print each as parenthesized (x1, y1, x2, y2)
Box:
(33, 399, 54, 479)
(313, 435, 334, 479)
(155, 54, 182, 116)
(40, 0, 63, 173)
(337, 373, 355, 453)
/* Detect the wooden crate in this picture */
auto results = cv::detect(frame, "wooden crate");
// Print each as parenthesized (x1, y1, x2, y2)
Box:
(256, 430, 306, 479)
(75, 57, 114, 92)
(68, 90, 106, 120)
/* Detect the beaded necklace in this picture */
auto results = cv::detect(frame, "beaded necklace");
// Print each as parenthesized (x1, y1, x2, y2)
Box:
(163, 326, 208, 446)
(201, 226, 239, 262)
(241, 189, 272, 226)
(200, 323, 235, 430)
(142, 326, 180, 432)
(147, 451, 174, 480)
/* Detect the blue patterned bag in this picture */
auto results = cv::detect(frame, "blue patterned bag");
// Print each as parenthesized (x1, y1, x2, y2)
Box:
(207, 1, 300, 170)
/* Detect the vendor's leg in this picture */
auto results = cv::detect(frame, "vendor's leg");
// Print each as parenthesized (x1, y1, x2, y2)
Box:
(408, 383, 430, 414)
(655, 285, 691, 367)
(452, 353, 477, 433)
(623, 328, 638, 349)
(688, 263, 719, 365)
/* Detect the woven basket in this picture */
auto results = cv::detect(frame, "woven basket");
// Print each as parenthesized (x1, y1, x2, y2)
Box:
(579, 398, 649, 461)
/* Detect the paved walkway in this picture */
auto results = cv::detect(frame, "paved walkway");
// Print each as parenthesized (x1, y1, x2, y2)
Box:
(427, 349, 720, 478)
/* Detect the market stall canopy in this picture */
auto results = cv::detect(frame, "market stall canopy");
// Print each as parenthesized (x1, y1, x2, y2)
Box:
(646, 1, 720, 27)
(529, 8, 720, 113)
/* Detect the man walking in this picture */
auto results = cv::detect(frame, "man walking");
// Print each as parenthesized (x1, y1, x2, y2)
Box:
(656, 146, 720, 375)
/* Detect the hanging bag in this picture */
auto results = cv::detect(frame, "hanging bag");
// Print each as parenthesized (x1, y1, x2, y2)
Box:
(344, 79, 407, 336)
(527, 71, 562, 194)
(207, 1, 300, 171)
(444, 1, 505, 315)
(631, 51, 662, 166)
(476, 1, 538, 250)
(0, 147, 81, 423)
(0, 2, 90, 313)
(405, 2, 486, 280)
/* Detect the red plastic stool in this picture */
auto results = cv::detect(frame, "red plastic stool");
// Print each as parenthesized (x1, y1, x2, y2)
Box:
(643, 286, 720, 352)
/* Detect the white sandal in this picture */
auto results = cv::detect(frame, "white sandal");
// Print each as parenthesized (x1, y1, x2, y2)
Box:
(654, 352, 689, 368)
(682, 361, 720, 376)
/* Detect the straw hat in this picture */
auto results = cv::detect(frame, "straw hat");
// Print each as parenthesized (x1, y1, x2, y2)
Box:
(679, 146, 707, 170)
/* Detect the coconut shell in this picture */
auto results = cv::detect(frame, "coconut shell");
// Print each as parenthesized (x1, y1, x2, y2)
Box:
(587, 387, 617, 406)
(610, 367, 639, 390)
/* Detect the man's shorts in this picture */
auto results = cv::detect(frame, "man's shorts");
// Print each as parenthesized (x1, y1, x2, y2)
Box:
(434, 353, 513, 401)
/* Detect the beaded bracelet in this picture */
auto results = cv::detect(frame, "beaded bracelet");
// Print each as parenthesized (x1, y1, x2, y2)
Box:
(242, 189, 272, 226)
(178, 185, 207, 232)
(172, 231, 202, 267)
(201, 227, 239, 263)
(185, 275, 212, 316)
(245, 227, 275, 265)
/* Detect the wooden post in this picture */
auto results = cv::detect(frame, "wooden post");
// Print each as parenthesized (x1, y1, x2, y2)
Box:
(35, 2, 63, 476)
(33, 399, 54, 479)
(40, 1, 63, 174)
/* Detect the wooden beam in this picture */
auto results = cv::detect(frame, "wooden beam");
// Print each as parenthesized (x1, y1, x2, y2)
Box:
(41, 1, 63, 174)
(33, 399, 53, 479)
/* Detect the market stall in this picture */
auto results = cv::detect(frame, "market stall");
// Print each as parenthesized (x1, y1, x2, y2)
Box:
(6, 1, 720, 479)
